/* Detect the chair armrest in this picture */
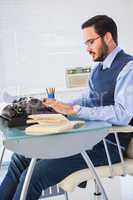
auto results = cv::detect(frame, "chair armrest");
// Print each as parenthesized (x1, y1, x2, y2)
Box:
(108, 125, 133, 133)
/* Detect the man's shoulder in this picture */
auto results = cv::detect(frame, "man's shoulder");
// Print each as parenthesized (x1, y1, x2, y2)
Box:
(120, 50, 133, 60)
(124, 60, 133, 70)
(118, 60, 133, 78)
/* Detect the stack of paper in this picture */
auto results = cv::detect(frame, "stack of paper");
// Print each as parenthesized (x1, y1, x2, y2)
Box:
(25, 114, 85, 135)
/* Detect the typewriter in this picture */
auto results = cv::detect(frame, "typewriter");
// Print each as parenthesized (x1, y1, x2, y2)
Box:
(0, 97, 57, 127)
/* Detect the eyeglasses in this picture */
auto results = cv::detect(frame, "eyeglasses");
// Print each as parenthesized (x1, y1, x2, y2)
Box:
(85, 36, 101, 48)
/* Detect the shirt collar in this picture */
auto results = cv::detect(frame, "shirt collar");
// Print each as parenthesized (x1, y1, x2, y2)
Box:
(102, 46, 122, 70)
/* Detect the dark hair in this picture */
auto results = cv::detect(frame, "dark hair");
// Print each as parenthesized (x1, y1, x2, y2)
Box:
(81, 15, 118, 45)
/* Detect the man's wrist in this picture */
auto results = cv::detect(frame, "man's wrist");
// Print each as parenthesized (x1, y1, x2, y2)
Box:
(73, 105, 81, 114)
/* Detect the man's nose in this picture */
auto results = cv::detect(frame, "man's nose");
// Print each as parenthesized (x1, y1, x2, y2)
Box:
(86, 46, 91, 53)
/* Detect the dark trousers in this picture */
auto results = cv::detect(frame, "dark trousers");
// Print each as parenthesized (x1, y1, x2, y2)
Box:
(0, 133, 131, 200)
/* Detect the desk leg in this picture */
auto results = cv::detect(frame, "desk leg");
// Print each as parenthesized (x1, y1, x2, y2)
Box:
(81, 151, 108, 200)
(20, 158, 37, 200)
(0, 147, 5, 170)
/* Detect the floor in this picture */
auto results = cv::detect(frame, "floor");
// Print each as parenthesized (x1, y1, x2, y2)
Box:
(0, 164, 133, 200)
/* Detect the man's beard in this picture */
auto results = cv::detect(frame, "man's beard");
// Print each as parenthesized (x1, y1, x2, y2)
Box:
(95, 40, 108, 62)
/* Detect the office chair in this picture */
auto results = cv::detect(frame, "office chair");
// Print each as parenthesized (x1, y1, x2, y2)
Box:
(58, 125, 133, 200)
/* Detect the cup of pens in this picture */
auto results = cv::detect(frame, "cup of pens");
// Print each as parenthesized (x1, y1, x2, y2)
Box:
(46, 87, 55, 99)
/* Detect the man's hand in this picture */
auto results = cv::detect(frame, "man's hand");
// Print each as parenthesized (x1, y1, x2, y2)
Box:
(43, 99, 76, 116)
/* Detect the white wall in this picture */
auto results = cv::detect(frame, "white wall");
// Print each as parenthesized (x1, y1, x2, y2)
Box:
(0, 0, 133, 96)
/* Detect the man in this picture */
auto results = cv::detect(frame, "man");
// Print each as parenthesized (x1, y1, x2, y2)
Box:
(0, 15, 133, 200)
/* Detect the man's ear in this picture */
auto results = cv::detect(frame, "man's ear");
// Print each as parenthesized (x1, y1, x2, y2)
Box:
(104, 32, 112, 44)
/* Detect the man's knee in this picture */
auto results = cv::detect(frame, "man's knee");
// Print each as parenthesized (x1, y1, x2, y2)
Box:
(9, 153, 31, 178)
(11, 153, 24, 162)
(11, 153, 30, 165)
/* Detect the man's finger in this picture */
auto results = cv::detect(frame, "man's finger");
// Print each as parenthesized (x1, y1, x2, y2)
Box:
(42, 98, 48, 102)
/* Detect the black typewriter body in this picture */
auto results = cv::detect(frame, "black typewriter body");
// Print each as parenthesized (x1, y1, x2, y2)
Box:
(0, 97, 57, 127)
